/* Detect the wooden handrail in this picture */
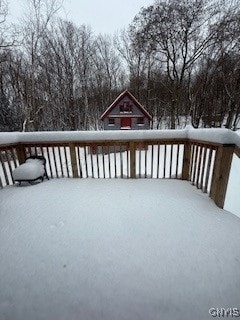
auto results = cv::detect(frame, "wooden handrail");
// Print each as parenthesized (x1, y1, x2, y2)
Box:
(0, 135, 239, 210)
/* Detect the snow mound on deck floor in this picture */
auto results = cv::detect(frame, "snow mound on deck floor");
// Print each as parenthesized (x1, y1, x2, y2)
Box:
(12, 159, 45, 181)
(0, 179, 240, 320)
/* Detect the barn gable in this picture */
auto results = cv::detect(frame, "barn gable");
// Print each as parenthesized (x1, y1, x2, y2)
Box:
(100, 90, 152, 130)
(100, 90, 152, 121)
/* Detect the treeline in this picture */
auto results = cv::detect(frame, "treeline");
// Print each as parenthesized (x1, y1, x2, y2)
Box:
(0, 0, 240, 131)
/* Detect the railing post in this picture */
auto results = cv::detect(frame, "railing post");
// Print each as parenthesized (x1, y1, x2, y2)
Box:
(130, 141, 136, 178)
(69, 143, 78, 178)
(210, 144, 234, 209)
(182, 141, 191, 180)
(16, 144, 26, 164)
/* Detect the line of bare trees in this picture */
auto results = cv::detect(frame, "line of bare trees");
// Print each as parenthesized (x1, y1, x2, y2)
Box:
(0, 0, 239, 132)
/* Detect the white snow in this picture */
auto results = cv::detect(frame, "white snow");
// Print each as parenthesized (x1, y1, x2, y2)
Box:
(0, 132, 20, 145)
(224, 154, 240, 217)
(0, 130, 188, 144)
(1, 127, 240, 146)
(0, 179, 240, 320)
(12, 159, 45, 181)
(187, 127, 239, 145)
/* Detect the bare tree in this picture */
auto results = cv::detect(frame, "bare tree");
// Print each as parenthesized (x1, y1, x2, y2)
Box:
(20, 0, 62, 131)
(129, 0, 236, 128)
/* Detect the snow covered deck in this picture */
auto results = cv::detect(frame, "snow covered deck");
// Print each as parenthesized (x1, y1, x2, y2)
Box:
(1, 128, 240, 210)
(0, 179, 240, 320)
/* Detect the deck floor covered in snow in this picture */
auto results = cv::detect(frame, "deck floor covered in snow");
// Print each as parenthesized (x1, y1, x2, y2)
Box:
(0, 179, 240, 320)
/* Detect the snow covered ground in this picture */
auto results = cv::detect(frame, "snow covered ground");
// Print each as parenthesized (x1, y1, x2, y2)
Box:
(224, 154, 240, 217)
(0, 179, 240, 320)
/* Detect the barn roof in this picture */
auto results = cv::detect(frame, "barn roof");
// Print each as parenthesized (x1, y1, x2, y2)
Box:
(100, 90, 152, 120)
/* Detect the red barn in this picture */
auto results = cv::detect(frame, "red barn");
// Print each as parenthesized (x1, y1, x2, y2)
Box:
(101, 90, 152, 130)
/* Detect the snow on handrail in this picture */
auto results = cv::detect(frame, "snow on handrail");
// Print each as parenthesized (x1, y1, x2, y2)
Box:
(0, 127, 240, 146)
(0, 130, 187, 145)
(187, 127, 239, 146)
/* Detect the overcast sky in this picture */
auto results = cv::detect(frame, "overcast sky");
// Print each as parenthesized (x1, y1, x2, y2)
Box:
(7, 0, 153, 35)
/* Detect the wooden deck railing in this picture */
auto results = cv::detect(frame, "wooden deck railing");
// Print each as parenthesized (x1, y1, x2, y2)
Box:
(0, 132, 239, 209)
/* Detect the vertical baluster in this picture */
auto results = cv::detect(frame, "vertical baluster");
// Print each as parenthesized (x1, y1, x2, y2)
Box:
(107, 145, 111, 178)
(190, 144, 196, 183)
(151, 144, 154, 178)
(138, 144, 141, 178)
(16, 144, 26, 164)
(192, 145, 200, 185)
(84, 146, 89, 178)
(58, 146, 64, 177)
(189, 143, 195, 182)
(11, 147, 17, 168)
(170, 144, 173, 179)
(0, 151, 9, 185)
(127, 144, 129, 178)
(157, 143, 160, 179)
(24, 146, 28, 158)
(63, 146, 70, 178)
(144, 145, 147, 178)
(196, 146, 203, 188)
(182, 141, 191, 181)
(130, 142, 136, 179)
(90, 146, 94, 178)
(77, 147, 82, 178)
(69, 144, 78, 178)
(102, 146, 106, 179)
(46, 147, 53, 179)
(176, 144, 180, 179)
(5, 149, 14, 183)
(114, 145, 117, 178)
(28, 146, 31, 156)
(200, 146, 207, 190)
(163, 144, 167, 178)
(120, 145, 123, 178)
(45, 147, 53, 178)
(96, 146, 100, 179)
(40, 147, 44, 156)
(52, 146, 59, 178)
(204, 147, 213, 193)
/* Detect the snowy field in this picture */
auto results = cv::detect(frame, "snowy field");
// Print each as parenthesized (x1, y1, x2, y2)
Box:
(225, 154, 240, 217)
(0, 179, 240, 320)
